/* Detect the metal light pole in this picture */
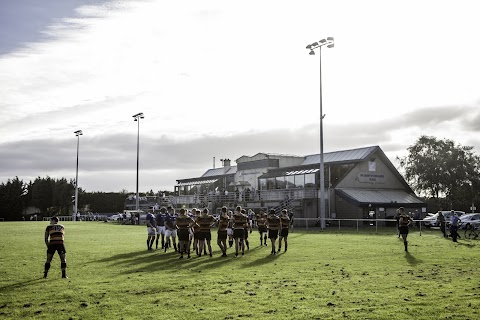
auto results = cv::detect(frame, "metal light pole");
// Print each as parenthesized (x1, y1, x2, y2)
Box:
(306, 37, 334, 229)
(74, 130, 83, 221)
(133, 113, 144, 213)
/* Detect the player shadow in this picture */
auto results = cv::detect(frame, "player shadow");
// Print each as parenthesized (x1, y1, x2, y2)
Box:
(404, 252, 422, 265)
(0, 278, 45, 293)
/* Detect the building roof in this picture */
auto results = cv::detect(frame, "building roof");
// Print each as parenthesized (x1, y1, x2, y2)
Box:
(201, 166, 237, 178)
(336, 188, 425, 207)
(302, 146, 378, 165)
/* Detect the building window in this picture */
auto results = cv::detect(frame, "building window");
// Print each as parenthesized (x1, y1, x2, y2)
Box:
(295, 175, 304, 188)
(285, 175, 295, 188)
(276, 176, 286, 189)
(305, 173, 315, 188)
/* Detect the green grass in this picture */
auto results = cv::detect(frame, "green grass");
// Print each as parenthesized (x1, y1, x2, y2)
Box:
(0, 222, 479, 320)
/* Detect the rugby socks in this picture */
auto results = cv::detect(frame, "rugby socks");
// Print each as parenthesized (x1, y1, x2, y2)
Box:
(229, 240, 233, 248)
(404, 241, 408, 252)
(245, 240, 249, 250)
(61, 262, 67, 278)
(155, 239, 159, 249)
(285, 243, 287, 252)
(44, 262, 50, 278)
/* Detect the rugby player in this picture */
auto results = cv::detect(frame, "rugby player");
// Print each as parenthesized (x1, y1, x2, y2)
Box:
(175, 208, 194, 259)
(146, 209, 157, 251)
(233, 206, 248, 257)
(278, 209, 290, 252)
(43, 216, 68, 278)
(397, 207, 413, 251)
(217, 206, 230, 257)
(155, 207, 167, 249)
(255, 209, 268, 246)
(266, 209, 280, 255)
(242, 209, 252, 251)
(164, 206, 178, 252)
(227, 211, 234, 248)
(196, 208, 216, 257)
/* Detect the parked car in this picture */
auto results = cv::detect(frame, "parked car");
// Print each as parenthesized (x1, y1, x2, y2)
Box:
(422, 210, 465, 227)
(459, 213, 480, 229)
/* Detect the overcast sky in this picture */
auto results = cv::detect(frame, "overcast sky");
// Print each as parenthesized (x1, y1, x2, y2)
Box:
(1, 0, 480, 193)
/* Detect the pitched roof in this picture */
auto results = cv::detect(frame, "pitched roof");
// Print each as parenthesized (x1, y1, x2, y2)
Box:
(302, 146, 378, 165)
(336, 188, 425, 207)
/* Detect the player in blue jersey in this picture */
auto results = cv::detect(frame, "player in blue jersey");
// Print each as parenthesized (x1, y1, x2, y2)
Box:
(146, 210, 157, 251)
(164, 206, 178, 252)
(155, 207, 167, 249)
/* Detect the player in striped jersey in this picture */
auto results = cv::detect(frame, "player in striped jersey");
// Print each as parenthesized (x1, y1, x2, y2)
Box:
(43, 216, 68, 279)
(217, 206, 230, 257)
(175, 208, 194, 259)
(266, 209, 280, 255)
(278, 209, 290, 252)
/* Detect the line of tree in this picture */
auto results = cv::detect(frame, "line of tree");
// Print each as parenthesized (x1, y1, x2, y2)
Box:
(0, 176, 172, 221)
(397, 135, 480, 212)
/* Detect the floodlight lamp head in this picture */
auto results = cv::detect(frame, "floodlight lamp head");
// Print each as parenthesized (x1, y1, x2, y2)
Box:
(311, 42, 318, 47)
(74, 130, 83, 136)
(132, 112, 144, 118)
(327, 43, 334, 48)
(319, 39, 327, 44)
(327, 37, 334, 41)
(309, 50, 315, 55)
(306, 44, 312, 49)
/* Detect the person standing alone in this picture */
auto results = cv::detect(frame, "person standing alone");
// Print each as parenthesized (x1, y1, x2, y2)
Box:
(44, 216, 68, 279)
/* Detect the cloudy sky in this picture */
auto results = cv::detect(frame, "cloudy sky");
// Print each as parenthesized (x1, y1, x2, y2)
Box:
(1, 0, 479, 193)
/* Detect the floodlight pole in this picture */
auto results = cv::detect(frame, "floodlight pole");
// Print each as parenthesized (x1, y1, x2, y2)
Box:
(74, 130, 83, 221)
(133, 113, 144, 213)
(306, 37, 334, 229)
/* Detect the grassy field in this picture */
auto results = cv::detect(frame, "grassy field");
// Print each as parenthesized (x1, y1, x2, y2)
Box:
(0, 222, 478, 320)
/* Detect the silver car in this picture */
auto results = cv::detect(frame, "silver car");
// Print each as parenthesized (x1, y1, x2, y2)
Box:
(422, 211, 465, 227)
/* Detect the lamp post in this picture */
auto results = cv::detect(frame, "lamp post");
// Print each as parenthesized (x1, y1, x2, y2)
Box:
(133, 113, 144, 213)
(74, 130, 83, 221)
(306, 37, 334, 229)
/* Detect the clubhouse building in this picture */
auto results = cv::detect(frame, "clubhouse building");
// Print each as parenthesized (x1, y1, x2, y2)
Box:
(170, 145, 426, 226)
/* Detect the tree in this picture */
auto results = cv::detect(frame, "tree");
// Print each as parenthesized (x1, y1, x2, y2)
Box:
(397, 135, 480, 210)
(0, 177, 27, 220)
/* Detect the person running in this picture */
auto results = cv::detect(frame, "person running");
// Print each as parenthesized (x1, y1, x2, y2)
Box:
(175, 208, 194, 259)
(146, 210, 157, 251)
(255, 209, 268, 246)
(266, 209, 280, 255)
(44, 216, 68, 279)
(233, 206, 248, 257)
(278, 209, 290, 252)
(164, 206, 177, 252)
(217, 206, 230, 257)
(155, 207, 167, 249)
(397, 207, 412, 252)
(196, 208, 216, 257)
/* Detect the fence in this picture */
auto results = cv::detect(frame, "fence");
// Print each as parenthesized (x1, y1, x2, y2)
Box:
(293, 218, 430, 234)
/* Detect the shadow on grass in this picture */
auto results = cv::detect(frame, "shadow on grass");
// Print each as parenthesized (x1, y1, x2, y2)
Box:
(0, 278, 45, 293)
(404, 252, 422, 265)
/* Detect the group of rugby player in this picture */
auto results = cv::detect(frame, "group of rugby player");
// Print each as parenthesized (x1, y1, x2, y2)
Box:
(145, 205, 291, 258)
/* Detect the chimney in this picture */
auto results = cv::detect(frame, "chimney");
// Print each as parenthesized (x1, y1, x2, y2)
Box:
(220, 158, 231, 167)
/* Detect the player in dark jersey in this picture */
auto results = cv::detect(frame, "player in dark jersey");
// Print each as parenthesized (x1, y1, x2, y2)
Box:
(233, 206, 248, 257)
(217, 206, 230, 257)
(266, 209, 280, 255)
(164, 206, 178, 252)
(397, 207, 412, 252)
(255, 210, 268, 246)
(146, 210, 157, 251)
(278, 209, 290, 252)
(44, 216, 68, 278)
(242, 209, 252, 251)
(227, 211, 234, 248)
(155, 207, 167, 249)
(196, 208, 216, 257)
(175, 208, 194, 259)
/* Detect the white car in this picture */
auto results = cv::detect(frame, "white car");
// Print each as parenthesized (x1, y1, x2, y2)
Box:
(459, 213, 480, 229)
(422, 211, 465, 227)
